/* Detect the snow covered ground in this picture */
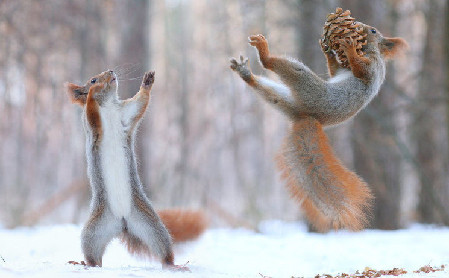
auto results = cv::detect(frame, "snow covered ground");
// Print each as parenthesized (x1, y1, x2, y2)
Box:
(0, 221, 448, 278)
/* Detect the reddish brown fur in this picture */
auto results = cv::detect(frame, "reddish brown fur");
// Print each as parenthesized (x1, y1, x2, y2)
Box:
(65, 71, 114, 107)
(65, 83, 87, 106)
(121, 230, 151, 257)
(132, 194, 161, 223)
(250, 34, 319, 79)
(246, 75, 257, 87)
(249, 34, 273, 70)
(85, 83, 104, 145)
(380, 37, 409, 60)
(158, 209, 207, 242)
(323, 52, 340, 78)
(276, 117, 373, 231)
(339, 38, 372, 83)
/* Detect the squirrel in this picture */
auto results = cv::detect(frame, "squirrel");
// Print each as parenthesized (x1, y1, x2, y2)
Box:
(230, 24, 407, 231)
(65, 70, 206, 270)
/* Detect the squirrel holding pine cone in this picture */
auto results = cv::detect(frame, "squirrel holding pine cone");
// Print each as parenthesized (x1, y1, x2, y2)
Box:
(230, 8, 408, 231)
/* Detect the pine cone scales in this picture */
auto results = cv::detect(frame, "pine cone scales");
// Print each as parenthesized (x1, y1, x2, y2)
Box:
(322, 7, 367, 68)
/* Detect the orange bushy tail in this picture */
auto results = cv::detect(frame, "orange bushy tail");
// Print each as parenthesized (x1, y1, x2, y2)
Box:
(158, 209, 207, 242)
(276, 117, 373, 232)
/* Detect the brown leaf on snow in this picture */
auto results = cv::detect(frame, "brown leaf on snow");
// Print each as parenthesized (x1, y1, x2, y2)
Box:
(413, 264, 445, 273)
(67, 260, 86, 266)
(313, 265, 445, 278)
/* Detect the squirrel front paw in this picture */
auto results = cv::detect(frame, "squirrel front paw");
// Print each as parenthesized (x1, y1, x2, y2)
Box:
(248, 34, 272, 68)
(248, 34, 269, 53)
(248, 34, 268, 50)
(230, 55, 252, 82)
(248, 34, 270, 57)
(338, 38, 357, 54)
(141, 71, 155, 89)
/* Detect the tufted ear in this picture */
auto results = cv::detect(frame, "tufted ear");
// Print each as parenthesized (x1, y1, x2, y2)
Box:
(379, 37, 408, 60)
(65, 82, 87, 106)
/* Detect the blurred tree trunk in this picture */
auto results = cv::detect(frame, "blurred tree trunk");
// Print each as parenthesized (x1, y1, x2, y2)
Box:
(175, 1, 190, 205)
(350, 1, 402, 229)
(445, 0, 449, 166)
(237, 0, 269, 225)
(415, 0, 449, 224)
(296, 0, 329, 73)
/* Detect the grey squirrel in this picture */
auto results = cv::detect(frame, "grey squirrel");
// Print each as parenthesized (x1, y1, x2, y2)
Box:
(66, 70, 206, 270)
(230, 24, 407, 231)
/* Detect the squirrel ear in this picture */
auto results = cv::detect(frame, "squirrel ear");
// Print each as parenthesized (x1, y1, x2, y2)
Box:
(380, 37, 408, 60)
(65, 82, 87, 106)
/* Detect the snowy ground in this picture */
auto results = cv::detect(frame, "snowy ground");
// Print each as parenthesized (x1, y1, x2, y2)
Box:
(0, 221, 448, 278)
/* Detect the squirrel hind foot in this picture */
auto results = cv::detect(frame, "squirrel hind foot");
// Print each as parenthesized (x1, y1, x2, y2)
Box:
(163, 263, 191, 272)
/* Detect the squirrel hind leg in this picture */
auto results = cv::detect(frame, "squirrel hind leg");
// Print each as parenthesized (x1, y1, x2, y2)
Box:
(120, 228, 151, 258)
(125, 212, 174, 266)
(81, 207, 122, 266)
(126, 196, 174, 265)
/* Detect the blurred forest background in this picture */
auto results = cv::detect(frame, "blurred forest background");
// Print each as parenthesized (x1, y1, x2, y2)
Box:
(0, 0, 448, 231)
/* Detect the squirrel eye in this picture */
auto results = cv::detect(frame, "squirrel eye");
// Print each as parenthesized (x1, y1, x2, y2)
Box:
(371, 29, 377, 34)
(91, 78, 97, 84)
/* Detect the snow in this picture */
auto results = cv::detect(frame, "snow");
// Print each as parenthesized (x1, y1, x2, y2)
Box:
(0, 221, 448, 278)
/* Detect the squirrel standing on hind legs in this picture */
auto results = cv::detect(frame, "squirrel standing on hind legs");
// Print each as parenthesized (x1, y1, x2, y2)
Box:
(66, 70, 206, 270)
(230, 11, 407, 231)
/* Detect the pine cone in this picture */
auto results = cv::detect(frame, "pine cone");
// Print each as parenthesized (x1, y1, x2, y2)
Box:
(322, 7, 367, 68)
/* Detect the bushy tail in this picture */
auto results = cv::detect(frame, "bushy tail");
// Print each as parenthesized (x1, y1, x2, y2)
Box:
(276, 117, 373, 232)
(158, 209, 207, 242)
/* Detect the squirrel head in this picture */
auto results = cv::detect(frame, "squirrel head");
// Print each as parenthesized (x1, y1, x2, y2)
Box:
(66, 70, 117, 106)
(360, 24, 408, 60)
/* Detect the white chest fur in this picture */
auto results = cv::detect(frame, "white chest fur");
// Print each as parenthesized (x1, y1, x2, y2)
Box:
(99, 104, 132, 218)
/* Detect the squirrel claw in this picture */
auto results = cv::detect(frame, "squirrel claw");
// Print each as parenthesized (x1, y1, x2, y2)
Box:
(229, 58, 238, 70)
(248, 34, 268, 48)
(230, 55, 252, 81)
(230, 55, 249, 71)
(142, 71, 155, 88)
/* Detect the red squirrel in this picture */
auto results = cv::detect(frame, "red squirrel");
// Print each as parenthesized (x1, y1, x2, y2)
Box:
(66, 70, 206, 269)
(230, 24, 407, 231)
